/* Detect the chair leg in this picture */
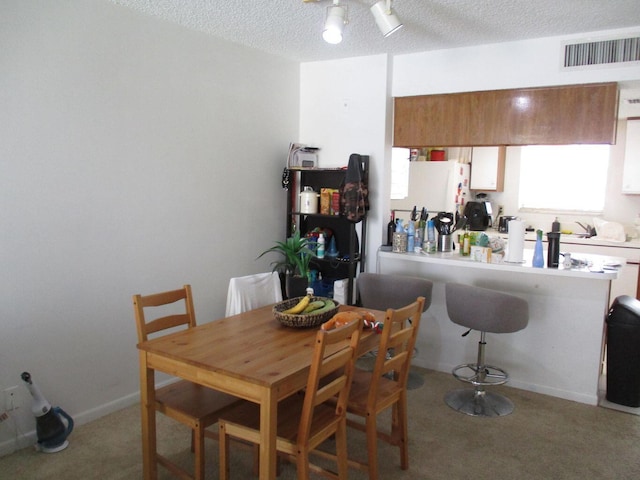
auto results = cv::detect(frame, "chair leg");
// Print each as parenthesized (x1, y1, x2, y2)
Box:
(219, 423, 230, 480)
(297, 447, 310, 480)
(194, 423, 205, 480)
(396, 396, 409, 470)
(366, 413, 380, 480)
(335, 420, 349, 480)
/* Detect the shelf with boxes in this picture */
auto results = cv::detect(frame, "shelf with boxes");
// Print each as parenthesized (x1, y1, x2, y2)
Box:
(285, 158, 369, 305)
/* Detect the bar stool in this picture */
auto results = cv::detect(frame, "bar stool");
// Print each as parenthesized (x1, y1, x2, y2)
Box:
(444, 283, 529, 417)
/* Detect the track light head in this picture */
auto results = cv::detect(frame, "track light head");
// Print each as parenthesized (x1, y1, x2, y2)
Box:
(370, 0, 403, 37)
(323, 3, 347, 44)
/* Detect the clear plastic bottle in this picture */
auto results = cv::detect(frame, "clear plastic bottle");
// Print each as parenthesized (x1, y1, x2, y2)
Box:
(427, 219, 435, 242)
(407, 221, 415, 252)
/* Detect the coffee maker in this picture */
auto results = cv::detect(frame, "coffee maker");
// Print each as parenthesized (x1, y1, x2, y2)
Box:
(463, 201, 493, 231)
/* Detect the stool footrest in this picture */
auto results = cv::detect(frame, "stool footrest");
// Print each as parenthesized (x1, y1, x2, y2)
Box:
(452, 363, 509, 386)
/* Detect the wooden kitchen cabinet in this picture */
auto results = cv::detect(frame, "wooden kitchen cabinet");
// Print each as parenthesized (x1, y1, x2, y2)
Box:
(393, 82, 618, 147)
(622, 118, 640, 194)
(470, 146, 505, 191)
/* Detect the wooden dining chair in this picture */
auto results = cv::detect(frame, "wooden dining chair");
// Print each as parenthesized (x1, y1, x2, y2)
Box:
(342, 296, 425, 480)
(218, 318, 364, 480)
(133, 284, 239, 480)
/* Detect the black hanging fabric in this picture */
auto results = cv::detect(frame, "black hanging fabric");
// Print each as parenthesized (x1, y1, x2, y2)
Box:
(340, 153, 369, 223)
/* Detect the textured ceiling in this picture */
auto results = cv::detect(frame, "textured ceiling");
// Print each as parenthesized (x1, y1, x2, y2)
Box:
(108, 0, 640, 116)
(109, 0, 640, 63)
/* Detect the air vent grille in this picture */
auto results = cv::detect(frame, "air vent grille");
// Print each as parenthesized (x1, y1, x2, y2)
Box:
(564, 36, 640, 67)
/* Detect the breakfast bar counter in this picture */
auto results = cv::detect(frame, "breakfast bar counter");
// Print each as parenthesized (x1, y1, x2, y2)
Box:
(376, 249, 623, 405)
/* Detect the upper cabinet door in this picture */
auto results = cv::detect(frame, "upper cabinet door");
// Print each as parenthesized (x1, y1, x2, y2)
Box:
(393, 82, 619, 147)
(622, 118, 640, 194)
(470, 146, 505, 191)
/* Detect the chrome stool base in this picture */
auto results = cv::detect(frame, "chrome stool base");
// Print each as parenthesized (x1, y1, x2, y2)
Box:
(444, 388, 515, 417)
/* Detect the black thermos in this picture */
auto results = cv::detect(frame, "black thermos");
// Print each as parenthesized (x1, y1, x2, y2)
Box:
(547, 232, 561, 268)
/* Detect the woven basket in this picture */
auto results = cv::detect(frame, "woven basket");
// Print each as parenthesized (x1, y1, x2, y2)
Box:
(273, 296, 340, 328)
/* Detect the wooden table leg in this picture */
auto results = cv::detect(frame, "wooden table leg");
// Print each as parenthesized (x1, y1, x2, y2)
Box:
(139, 351, 157, 480)
(258, 388, 277, 480)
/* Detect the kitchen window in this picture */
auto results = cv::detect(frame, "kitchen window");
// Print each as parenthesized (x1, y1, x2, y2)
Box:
(518, 145, 610, 213)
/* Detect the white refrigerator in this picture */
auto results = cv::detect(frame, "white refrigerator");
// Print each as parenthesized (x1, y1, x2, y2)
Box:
(390, 160, 470, 217)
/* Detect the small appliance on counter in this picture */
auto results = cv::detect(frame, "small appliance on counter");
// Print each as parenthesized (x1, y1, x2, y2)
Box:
(498, 215, 518, 233)
(463, 201, 492, 231)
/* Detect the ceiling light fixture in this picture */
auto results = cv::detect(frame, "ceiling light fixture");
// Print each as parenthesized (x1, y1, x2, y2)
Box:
(370, 0, 403, 37)
(323, 1, 348, 44)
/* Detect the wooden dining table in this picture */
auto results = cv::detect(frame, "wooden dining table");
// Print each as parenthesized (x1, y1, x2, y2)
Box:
(137, 303, 386, 480)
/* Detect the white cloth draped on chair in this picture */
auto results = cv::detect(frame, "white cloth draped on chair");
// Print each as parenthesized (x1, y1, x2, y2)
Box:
(225, 272, 283, 316)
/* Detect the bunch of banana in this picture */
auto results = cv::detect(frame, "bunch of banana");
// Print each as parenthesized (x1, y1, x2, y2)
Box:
(283, 295, 311, 314)
(305, 299, 336, 315)
(302, 300, 327, 313)
(283, 296, 337, 315)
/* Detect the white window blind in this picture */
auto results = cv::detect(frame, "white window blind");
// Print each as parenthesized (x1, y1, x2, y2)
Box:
(518, 145, 610, 213)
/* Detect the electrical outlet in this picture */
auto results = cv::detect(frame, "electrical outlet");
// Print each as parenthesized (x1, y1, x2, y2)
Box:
(3, 386, 19, 411)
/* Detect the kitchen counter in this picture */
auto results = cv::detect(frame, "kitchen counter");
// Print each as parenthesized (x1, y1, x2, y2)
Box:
(376, 249, 623, 406)
(395, 248, 621, 279)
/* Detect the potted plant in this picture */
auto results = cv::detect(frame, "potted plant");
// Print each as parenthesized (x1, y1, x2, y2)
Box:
(258, 230, 312, 298)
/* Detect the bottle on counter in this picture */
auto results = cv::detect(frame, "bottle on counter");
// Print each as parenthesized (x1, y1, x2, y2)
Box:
(427, 219, 435, 242)
(547, 231, 561, 268)
(532, 229, 544, 268)
(462, 227, 471, 256)
(387, 213, 395, 246)
(407, 221, 415, 252)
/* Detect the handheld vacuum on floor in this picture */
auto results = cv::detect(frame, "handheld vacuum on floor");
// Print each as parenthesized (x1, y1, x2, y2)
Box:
(21, 372, 74, 453)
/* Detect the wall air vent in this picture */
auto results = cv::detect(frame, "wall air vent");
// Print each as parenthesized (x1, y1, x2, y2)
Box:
(563, 36, 640, 68)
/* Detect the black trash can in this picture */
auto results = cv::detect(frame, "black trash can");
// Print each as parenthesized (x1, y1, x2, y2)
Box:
(606, 295, 640, 407)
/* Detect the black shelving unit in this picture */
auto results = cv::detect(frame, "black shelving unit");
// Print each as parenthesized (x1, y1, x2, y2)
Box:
(285, 157, 368, 305)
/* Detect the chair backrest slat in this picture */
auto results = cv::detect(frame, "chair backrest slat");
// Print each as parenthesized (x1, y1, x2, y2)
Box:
(133, 284, 196, 343)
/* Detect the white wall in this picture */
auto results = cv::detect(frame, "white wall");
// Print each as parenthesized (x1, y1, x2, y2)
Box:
(300, 55, 392, 273)
(393, 27, 640, 96)
(0, 0, 299, 453)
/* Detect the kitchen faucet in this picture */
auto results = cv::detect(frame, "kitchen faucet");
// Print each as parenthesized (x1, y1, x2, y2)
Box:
(576, 221, 597, 238)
